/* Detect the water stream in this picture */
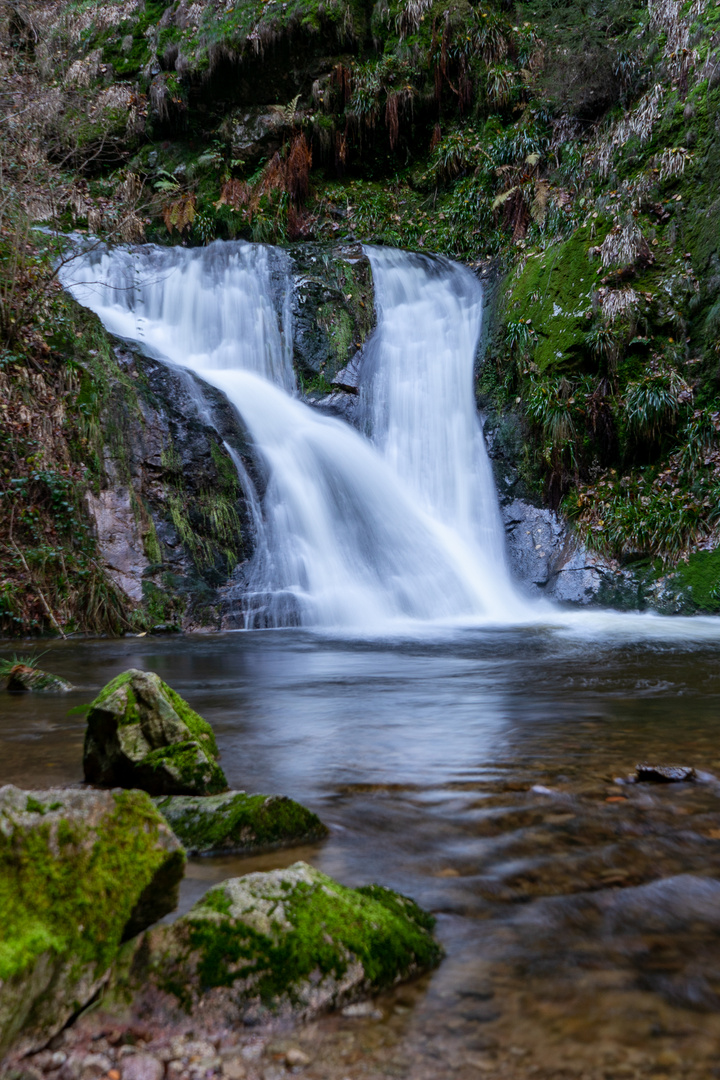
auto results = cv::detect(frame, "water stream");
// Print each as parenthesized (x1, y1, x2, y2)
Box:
(4, 632, 720, 1080)
(60, 239, 524, 630)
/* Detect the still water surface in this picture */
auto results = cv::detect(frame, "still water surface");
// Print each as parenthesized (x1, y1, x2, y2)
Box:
(4, 627, 720, 1079)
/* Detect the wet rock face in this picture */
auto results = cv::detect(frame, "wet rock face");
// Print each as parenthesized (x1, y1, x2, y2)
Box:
(153, 791, 328, 855)
(88, 345, 259, 630)
(0, 785, 184, 1058)
(85, 488, 149, 604)
(221, 107, 286, 167)
(500, 498, 637, 605)
(289, 243, 375, 385)
(121, 862, 442, 1025)
(83, 669, 228, 795)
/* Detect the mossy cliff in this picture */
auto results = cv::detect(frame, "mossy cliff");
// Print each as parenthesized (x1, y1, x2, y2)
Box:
(0, 784, 185, 1057)
(83, 668, 228, 794)
(3, 0, 720, 615)
(0, 275, 259, 635)
(117, 861, 442, 1023)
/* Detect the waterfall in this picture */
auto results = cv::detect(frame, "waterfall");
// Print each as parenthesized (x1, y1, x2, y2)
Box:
(61, 238, 524, 630)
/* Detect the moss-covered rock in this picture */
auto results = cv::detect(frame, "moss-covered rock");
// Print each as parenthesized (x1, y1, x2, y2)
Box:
(2, 663, 74, 694)
(0, 784, 185, 1058)
(153, 791, 329, 855)
(120, 862, 442, 1024)
(289, 243, 375, 387)
(83, 669, 228, 796)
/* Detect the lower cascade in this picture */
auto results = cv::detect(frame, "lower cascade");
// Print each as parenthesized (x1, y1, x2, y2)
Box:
(61, 239, 525, 630)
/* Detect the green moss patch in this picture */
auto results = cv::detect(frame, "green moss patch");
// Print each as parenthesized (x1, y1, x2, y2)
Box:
(153, 791, 329, 855)
(131, 862, 442, 1019)
(504, 225, 604, 372)
(143, 740, 227, 796)
(672, 549, 720, 613)
(84, 669, 227, 795)
(0, 785, 184, 1055)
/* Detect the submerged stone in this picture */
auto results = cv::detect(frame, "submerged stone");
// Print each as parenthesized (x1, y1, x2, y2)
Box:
(83, 669, 227, 796)
(121, 862, 442, 1023)
(3, 663, 74, 693)
(0, 784, 185, 1058)
(635, 763, 696, 783)
(153, 791, 329, 856)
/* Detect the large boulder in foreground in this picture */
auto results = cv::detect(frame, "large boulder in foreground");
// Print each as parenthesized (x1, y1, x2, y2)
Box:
(120, 862, 442, 1025)
(153, 791, 329, 855)
(83, 669, 227, 795)
(0, 785, 185, 1058)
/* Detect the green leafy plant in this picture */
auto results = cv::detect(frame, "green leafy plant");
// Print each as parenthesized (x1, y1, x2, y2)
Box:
(0, 652, 47, 677)
(624, 364, 692, 441)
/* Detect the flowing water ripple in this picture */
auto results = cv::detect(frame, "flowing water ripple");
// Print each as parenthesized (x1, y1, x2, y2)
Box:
(4, 631, 720, 1077)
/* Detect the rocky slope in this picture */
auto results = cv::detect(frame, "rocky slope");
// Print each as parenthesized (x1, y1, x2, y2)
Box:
(1, 0, 720, 631)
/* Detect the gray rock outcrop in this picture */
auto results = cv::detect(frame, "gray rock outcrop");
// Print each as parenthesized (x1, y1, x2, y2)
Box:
(502, 498, 637, 605)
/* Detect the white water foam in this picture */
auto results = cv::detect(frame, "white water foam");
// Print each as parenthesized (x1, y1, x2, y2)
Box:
(60, 238, 720, 640)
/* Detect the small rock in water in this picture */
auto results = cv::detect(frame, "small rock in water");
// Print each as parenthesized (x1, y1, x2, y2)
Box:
(81, 1053, 113, 1078)
(221, 1059, 247, 1080)
(153, 791, 328, 856)
(635, 763, 696, 783)
(3, 662, 74, 693)
(83, 669, 227, 796)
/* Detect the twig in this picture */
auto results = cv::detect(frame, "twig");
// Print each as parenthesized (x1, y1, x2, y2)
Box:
(10, 540, 67, 638)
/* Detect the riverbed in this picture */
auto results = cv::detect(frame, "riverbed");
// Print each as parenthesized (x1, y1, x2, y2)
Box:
(4, 625, 720, 1079)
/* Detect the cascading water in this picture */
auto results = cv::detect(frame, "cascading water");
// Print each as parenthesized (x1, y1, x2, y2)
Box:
(362, 247, 512, 598)
(60, 238, 525, 630)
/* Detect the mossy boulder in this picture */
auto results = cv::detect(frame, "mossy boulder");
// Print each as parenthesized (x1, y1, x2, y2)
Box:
(0, 784, 185, 1058)
(2, 663, 74, 693)
(83, 669, 228, 796)
(121, 862, 442, 1024)
(153, 791, 329, 856)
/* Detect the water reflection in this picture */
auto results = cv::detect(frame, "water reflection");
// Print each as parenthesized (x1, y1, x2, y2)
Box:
(3, 628, 720, 1076)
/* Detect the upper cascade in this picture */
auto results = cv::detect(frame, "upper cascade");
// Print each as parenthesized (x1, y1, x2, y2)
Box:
(61, 239, 525, 630)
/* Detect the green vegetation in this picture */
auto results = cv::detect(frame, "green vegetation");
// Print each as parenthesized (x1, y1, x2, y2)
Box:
(154, 791, 329, 854)
(142, 862, 442, 1012)
(0, 787, 184, 982)
(0, 653, 45, 677)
